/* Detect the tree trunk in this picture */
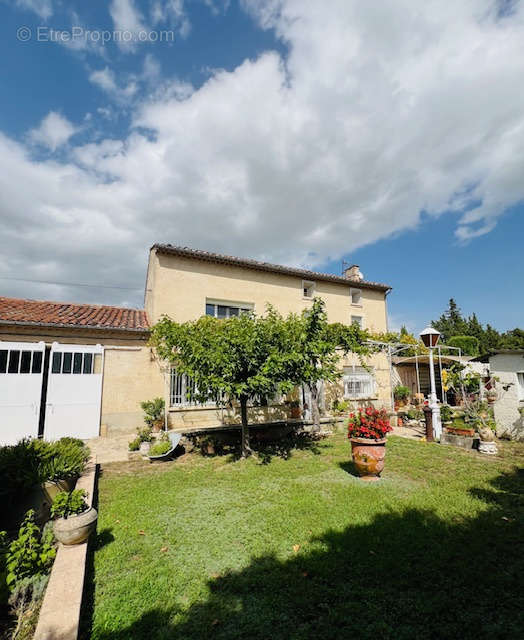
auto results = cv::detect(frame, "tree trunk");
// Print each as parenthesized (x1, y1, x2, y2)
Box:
(240, 395, 250, 458)
(310, 382, 320, 432)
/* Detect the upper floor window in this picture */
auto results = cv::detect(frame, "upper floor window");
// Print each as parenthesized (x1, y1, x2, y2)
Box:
(303, 280, 315, 299)
(350, 288, 362, 305)
(351, 315, 363, 328)
(205, 301, 252, 318)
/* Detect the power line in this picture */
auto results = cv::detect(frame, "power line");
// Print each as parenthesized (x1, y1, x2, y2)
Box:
(0, 276, 141, 291)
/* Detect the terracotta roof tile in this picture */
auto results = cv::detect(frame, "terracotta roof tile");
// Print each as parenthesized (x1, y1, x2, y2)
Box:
(152, 244, 392, 292)
(0, 297, 149, 332)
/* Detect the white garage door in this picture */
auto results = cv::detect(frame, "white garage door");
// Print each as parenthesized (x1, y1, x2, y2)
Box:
(0, 341, 46, 445)
(44, 342, 104, 440)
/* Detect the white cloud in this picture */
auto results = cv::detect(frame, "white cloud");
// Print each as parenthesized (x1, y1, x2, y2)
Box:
(28, 111, 77, 151)
(2, 0, 524, 306)
(14, 0, 52, 19)
(89, 66, 138, 101)
(151, 0, 191, 38)
(109, 0, 148, 51)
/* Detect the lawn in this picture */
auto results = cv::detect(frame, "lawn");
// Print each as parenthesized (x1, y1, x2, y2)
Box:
(85, 433, 524, 639)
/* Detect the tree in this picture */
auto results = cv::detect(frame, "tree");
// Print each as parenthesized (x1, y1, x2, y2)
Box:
(283, 299, 370, 431)
(150, 311, 293, 458)
(432, 298, 467, 341)
(447, 335, 480, 357)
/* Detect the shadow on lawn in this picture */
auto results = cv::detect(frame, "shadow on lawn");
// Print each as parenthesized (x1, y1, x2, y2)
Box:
(84, 467, 523, 640)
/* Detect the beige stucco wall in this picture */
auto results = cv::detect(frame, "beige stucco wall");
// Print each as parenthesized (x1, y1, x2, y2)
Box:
(0, 326, 165, 437)
(490, 353, 524, 441)
(146, 251, 389, 332)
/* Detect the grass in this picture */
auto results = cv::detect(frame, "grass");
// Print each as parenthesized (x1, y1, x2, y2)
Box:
(85, 433, 524, 639)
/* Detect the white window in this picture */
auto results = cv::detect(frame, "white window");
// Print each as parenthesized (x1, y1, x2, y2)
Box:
(350, 288, 362, 306)
(205, 301, 252, 318)
(518, 372, 524, 401)
(170, 369, 217, 407)
(351, 315, 363, 328)
(344, 366, 376, 399)
(303, 280, 315, 299)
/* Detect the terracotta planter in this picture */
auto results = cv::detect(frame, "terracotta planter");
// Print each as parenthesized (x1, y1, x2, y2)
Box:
(152, 419, 164, 433)
(445, 426, 475, 437)
(350, 437, 387, 481)
(290, 406, 301, 419)
(54, 507, 98, 545)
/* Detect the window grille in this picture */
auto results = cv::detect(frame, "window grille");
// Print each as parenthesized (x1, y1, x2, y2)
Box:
(343, 366, 376, 399)
(170, 369, 217, 407)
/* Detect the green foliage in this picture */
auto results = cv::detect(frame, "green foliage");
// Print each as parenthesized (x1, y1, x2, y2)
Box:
(140, 398, 165, 426)
(128, 437, 141, 452)
(370, 329, 428, 356)
(0, 438, 89, 510)
(50, 489, 88, 519)
(432, 299, 524, 354)
(38, 438, 90, 483)
(332, 399, 349, 413)
(440, 404, 453, 422)
(129, 426, 154, 450)
(394, 385, 410, 401)
(149, 441, 172, 457)
(5, 510, 56, 589)
(446, 335, 480, 356)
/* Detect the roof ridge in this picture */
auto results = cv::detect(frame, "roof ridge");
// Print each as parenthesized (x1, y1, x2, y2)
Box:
(151, 243, 392, 291)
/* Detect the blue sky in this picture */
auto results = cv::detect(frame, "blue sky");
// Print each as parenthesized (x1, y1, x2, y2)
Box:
(0, 0, 522, 334)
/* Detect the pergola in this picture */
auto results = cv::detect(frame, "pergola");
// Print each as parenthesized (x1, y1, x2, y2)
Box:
(366, 340, 463, 409)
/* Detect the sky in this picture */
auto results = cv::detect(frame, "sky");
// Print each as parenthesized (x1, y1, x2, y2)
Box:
(0, 0, 522, 335)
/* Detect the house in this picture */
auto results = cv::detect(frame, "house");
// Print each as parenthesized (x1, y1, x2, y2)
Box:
(0, 244, 392, 445)
(486, 350, 524, 440)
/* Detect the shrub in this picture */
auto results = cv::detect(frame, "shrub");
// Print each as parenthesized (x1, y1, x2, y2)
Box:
(128, 437, 141, 451)
(0, 439, 43, 508)
(394, 385, 410, 401)
(5, 510, 56, 589)
(447, 335, 480, 357)
(148, 441, 172, 457)
(39, 438, 90, 483)
(347, 407, 392, 440)
(332, 399, 349, 413)
(51, 489, 88, 519)
(140, 398, 165, 427)
(440, 404, 453, 422)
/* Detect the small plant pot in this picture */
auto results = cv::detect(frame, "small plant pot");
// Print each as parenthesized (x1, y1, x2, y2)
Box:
(54, 507, 98, 545)
(139, 442, 151, 455)
(350, 437, 387, 481)
(152, 419, 164, 433)
(479, 440, 498, 455)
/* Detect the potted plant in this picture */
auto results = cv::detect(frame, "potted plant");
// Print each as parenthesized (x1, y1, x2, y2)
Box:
(440, 404, 453, 427)
(347, 407, 392, 481)
(485, 389, 498, 405)
(445, 418, 475, 437)
(51, 489, 97, 545)
(393, 385, 410, 409)
(128, 426, 154, 455)
(477, 423, 498, 455)
(140, 397, 165, 432)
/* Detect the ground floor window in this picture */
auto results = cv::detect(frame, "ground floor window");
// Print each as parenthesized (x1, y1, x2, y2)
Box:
(343, 366, 376, 399)
(169, 369, 219, 407)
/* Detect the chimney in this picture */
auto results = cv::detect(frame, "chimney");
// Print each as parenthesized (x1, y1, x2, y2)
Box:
(343, 264, 363, 281)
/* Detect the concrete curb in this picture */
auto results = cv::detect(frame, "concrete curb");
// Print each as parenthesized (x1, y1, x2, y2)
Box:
(34, 460, 97, 640)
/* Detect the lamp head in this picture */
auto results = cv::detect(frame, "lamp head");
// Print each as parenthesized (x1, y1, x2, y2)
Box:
(420, 326, 441, 348)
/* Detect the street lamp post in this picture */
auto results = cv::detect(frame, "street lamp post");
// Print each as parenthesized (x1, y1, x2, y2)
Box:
(420, 326, 442, 441)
